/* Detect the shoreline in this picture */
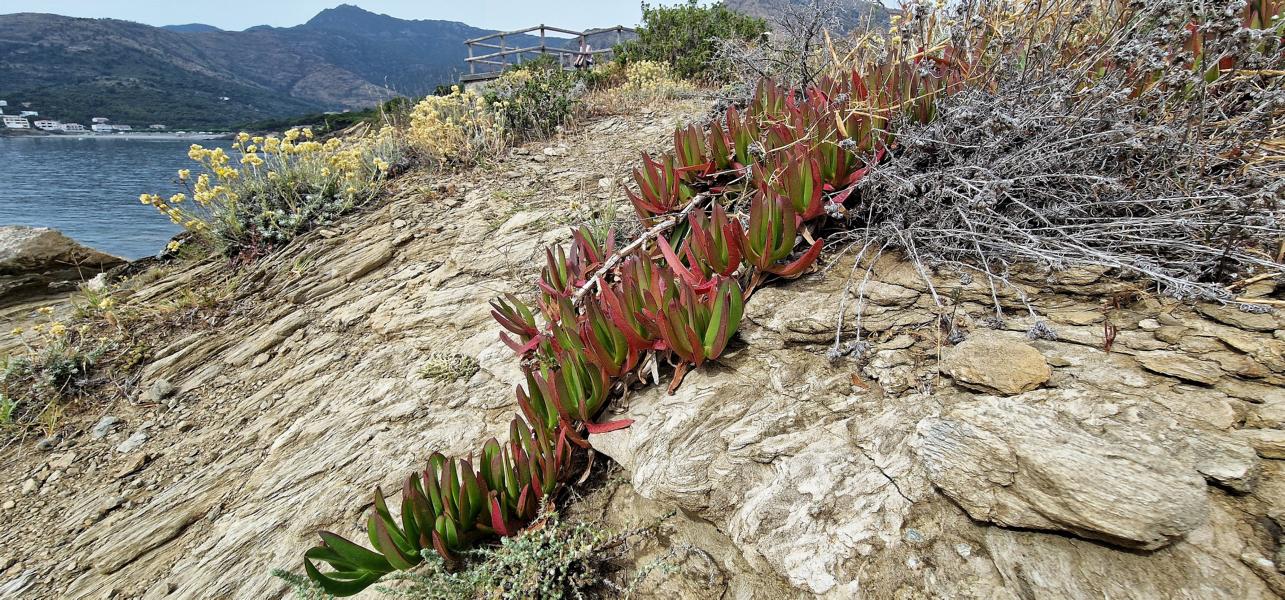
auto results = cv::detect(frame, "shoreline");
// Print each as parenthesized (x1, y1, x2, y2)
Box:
(0, 131, 234, 141)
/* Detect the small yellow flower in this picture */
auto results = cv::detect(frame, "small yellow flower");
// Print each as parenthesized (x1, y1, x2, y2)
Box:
(237, 132, 251, 143)
(37, 306, 54, 316)
(139, 193, 151, 204)
(167, 240, 182, 253)
(178, 169, 190, 181)
(49, 322, 67, 336)
(9, 327, 22, 336)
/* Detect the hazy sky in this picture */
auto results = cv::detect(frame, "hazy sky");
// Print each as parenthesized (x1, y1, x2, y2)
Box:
(1, 1, 692, 32)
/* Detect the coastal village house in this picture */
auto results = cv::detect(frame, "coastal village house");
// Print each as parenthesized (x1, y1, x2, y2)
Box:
(149, 124, 167, 130)
(60, 123, 86, 132)
(90, 123, 113, 133)
(32, 120, 61, 131)
(3, 115, 30, 129)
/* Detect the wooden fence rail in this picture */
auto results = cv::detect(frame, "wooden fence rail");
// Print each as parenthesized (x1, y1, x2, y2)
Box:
(463, 25, 635, 82)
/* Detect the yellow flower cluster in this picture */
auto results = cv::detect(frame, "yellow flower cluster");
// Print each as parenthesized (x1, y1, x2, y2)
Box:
(141, 125, 405, 248)
(621, 60, 694, 98)
(408, 86, 505, 163)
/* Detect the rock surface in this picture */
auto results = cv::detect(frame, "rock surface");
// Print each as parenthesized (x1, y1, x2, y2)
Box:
(0, 226, 125, 307)
(939, 334, 1051, 394)
(0, 102, 1283, 600)
(915, 395, 1208, 550)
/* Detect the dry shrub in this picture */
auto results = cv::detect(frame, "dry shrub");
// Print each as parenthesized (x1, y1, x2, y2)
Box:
(583, 60, 699, 115)
(826, 0, 1285, 316)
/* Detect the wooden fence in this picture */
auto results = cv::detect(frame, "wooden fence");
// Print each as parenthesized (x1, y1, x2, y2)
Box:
(462, 25, 635, 82)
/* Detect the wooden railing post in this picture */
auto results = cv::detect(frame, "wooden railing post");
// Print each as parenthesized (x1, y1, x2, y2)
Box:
(468, 42, 475, 75)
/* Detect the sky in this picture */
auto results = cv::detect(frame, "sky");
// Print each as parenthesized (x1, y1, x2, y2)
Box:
(0, 1, 689, 32)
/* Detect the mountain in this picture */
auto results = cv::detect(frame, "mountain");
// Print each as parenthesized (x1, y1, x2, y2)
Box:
(0, 5, 542, 129)
(161, 23, 222, 32)
(726, 0, 892, 31)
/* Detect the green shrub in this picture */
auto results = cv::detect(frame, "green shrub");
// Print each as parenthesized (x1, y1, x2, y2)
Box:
(615, 0, 767, 82)
(2, 310, 111, 434)
(483, 62, 585, 139)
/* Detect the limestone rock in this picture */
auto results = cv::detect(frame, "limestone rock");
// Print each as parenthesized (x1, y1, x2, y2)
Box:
(1249, 398, 1285, 429)
(115, 432, 147, 454)
(1136, 351, 1223, 385)
(1236, 429, 1285, 459)
(0, 226, 124, 275)
(140, 379, 175, 404)
(939, 334, 1051, 395)
(913, 397, 1209, 550)
(91, 416, 121, 440)
(1197, 304, 1281, 332)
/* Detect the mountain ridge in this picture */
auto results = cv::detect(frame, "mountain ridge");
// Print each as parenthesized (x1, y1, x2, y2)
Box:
(0, 5, 540, 128)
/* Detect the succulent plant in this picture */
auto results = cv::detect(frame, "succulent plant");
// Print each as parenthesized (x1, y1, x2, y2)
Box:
(627, 152, 695, 222)
(741, 190, 823, 280)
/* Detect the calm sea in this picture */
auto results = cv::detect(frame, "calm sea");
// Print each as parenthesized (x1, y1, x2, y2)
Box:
(0, 136, 231, 260)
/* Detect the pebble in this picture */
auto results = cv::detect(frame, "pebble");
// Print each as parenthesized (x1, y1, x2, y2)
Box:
(903, 528, 925, 543)
(35, 436, 60, 452)
(20, 479, 38, 495)
(115, 453, 149, 479)
(176, 421, 193, 433)
(955, 543, 972, 558)
(392, 219, 407, 229)
(116, 432, 148, 454)
(141, 379, 175, 404)
(143, 580, 174, 600)
(91, 416, 122, 440)
(2, 500, 15, 510)
(47, 452, 76, 471)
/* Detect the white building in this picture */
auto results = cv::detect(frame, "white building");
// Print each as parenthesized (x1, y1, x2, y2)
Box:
(91, 123, 113, 133)
(114, 124, 132, 131)
(149, 124, 167, 130)
(18, 110, 38, 118)
(61, 123, 86, 132)
(33, 120, 61, 131)
(91, 117, 110, 124)
(3, 116, 31, 129)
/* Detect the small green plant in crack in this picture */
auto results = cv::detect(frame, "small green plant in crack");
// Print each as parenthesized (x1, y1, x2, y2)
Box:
(418, 352, 480, 382)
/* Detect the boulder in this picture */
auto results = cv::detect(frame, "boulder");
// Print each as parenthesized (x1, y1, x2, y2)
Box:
(0, 226, 125, 306)
(914, 397, 1210, 550)
(939, 333, 1051, 395)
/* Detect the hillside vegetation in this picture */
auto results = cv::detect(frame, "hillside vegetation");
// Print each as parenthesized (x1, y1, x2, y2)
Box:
(1, 1, 1284, 599)
(0, 5, 541, 129)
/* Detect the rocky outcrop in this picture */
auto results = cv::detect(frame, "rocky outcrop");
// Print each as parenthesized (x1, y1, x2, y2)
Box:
(0, 226, 124, 307)
(1, 103, 1283, 600)
(594, 249, 1283, 598)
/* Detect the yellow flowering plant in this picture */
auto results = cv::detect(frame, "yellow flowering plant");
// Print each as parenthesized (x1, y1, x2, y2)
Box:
(142, 125, 406, 257)
(1, 305, 110, 433)
(406, 85, 506, 165)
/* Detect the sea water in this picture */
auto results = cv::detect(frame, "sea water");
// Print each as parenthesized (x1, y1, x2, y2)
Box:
(0, 136, 231, 259)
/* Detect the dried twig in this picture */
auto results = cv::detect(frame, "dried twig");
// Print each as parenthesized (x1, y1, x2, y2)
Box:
(571, 194, 708, 306)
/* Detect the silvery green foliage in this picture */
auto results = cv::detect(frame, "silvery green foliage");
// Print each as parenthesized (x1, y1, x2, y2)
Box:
(846, 0, 1284, 306)
(370, 507, 661, 600)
